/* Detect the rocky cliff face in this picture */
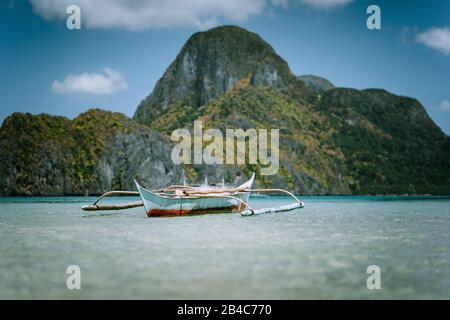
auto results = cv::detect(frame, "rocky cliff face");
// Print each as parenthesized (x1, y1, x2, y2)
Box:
(0, 110, 183, 195)
(133, 25, 307, 126)
(1, 25, 449, 195)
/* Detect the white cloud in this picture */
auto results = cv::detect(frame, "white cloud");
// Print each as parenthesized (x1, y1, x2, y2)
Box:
(29, 0, 355, 29)
(301, 0, 354, 9)
(51, 67, 128, 95)
(416, 27, 450, 55)
(29, 0, 289, 30)
(438, 100, 450, 111)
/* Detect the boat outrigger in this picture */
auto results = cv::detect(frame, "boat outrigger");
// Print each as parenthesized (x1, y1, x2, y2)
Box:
(82, 173, 304, 217)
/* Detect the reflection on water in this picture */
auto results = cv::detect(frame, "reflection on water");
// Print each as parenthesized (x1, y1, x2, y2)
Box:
(0, 196, 449, 299)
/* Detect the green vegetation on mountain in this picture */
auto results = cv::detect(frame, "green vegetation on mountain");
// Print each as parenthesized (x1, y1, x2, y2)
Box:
(1, 25, 449, 195)
(317, 88, 450, 194)
(0, 109, 181, 195)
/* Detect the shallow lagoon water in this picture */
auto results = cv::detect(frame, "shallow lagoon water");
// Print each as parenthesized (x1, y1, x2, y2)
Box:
(0, 196, 449, 299)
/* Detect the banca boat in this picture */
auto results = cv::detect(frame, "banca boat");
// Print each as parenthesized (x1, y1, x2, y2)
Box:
(82, 173, 304, 217)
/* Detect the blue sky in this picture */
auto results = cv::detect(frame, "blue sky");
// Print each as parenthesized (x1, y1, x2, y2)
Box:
(1, 0, 450, 134)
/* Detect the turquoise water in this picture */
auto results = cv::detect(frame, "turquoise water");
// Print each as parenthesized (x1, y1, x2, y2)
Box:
(0, 196, 449, 299)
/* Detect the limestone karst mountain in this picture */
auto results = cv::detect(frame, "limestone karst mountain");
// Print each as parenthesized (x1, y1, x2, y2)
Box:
(1, 25, 449, 195)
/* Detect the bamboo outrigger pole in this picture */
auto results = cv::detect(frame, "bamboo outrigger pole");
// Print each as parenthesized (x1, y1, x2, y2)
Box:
(240, 188, 304, 216)
(81, 191, 142, 211)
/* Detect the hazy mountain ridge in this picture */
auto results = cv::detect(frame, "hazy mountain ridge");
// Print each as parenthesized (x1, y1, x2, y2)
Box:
(1, 25, 449, 195)
(298, 75, 335, 92)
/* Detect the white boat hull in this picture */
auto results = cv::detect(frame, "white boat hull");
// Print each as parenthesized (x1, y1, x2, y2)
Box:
(134, 174, 254, 217)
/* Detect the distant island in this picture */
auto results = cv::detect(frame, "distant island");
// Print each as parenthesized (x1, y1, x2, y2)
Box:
(1, 25, 449, 196)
